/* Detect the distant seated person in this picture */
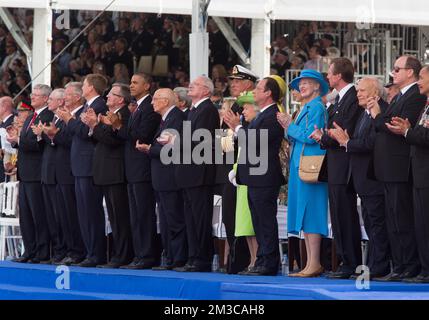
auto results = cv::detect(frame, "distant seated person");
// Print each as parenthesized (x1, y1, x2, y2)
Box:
(271, 50, 291, 79)
(319, 34, 341, 58)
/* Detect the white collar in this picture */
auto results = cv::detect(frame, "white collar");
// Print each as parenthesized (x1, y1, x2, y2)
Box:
(71, 105, 84, 116)
(193, 97, 209, 109)
(162, 105, 176, 121)
(260, 103, 276, 113)
(338, 83, 354, 102)
(2, 114, 13, 123)
(112, 106, 123, 114)
(182, 107, 188, 112)
(400, 82, 417, 95)
(137, 94, 150, 106)
(35, 105, 48, 116)
(86, 95, 100, 107)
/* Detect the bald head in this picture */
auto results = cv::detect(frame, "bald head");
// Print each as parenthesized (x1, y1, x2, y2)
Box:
(0, 96, 14, 120)
(152, 88, 177, 115)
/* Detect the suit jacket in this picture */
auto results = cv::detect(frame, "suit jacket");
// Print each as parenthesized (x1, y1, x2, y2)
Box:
(17, 107, 54, 182)
(53, 107, 84, 185)
(68, 96, 107, 177)
(0, 114, 15, 181)
(347, 101, 388, 196)
(237, 104, 286, 187)
(405, 104, 429, 188)
(117, 95, 161, 183)
(92, 106, 130, 185)
(149, 106, 185, 191)
(373, 83, 426, 182)
(319, 85, 362, 184)
(175, 98, 220, 188)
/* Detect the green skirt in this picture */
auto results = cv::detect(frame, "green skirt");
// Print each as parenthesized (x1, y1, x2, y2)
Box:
(234, 184, 255, 237)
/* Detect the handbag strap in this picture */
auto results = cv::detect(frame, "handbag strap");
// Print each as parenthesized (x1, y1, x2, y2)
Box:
(300, 101, 328, 157)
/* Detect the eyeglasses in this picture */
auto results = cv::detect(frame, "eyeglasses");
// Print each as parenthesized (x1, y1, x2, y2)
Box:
(110, 93, 123, 98)
(392, 66, 411, 73)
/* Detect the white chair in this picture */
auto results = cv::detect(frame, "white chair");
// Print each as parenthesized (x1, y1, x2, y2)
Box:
(2, 181, 19, 217)
(212, 195, 226, 238)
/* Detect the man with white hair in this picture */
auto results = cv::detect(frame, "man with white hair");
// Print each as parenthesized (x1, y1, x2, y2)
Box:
(8, 84, 54, 263)
(328, 77, 390, 279)
(173, 87, 192, 117)
(174, 76, 220, 272)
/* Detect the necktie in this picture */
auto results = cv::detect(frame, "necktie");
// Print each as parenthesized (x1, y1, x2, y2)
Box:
(392, 92, 403, 105)
(356, 112, 371, 137)
(329, 95, 340, 118)
(82, 102, 89, 112)
(53, 115, 60, 124)
(26, 112, 38, 132)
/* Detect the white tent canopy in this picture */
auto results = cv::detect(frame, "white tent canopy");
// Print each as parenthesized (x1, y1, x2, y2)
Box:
(2, 0, 429, 26)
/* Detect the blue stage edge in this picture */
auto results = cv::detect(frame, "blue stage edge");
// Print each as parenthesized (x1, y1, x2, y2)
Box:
(0, 261, 428, 300)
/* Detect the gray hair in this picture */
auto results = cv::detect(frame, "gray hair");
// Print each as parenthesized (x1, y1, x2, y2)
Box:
(33, 84, 52, 97)
(359, 77, 387, 101)
(112, 82, 131, 105)
(173, 87, 192, 108)
(51, 88, 65, 99)
(199, 75, 214, 95)
(65, 81, 83, 97)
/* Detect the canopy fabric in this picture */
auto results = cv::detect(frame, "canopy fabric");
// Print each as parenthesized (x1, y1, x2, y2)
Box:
(2, 0, 428, 26)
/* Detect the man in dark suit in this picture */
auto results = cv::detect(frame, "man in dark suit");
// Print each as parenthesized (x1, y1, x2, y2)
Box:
(118, 73, 161, 270)
(34, 89, 68, 264)
(311, 58, 363, 279)
(368, 55, 426, 281)
(383, 65, 429, 283)
(46, 82, 86, 265)
(83, 83, 133, 268)
(0, 96, 15, 182)
(137, 88, 187, 270)
(225, 77, 286, 276)
(9, 84, 54, 263)
(328, 77, 390, 279)
(174, 76, 220, 272)
(57, 74, 108, 267)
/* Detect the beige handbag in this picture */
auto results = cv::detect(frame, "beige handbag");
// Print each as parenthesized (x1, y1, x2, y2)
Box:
(298, 111, 325, 183)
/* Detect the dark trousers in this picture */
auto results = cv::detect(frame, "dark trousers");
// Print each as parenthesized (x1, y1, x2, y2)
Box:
(158, 190, 187, 264)
(413, 187, 429, 275)
(183, 185, 214, 268)
(247, 185, 280, 272)
(75, 177, 106, 263)
(360, 194, 390, 275)
(214, 183, 250, 273)
(18, 182, 50, 260)
(56, 184, 85, 259)
(384, 182, 419, 274)
(42, 184, 66, 259)
(102, 184, 133, 264)
(128, 182, 158, 264)
(329, 184, 361, 272)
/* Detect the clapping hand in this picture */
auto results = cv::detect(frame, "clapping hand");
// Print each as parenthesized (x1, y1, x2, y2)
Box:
(157, 131, 176, 145)
(277, 112, 292, 130)
(328, 122, 350, 147)
(223, 110, 241, 131)
(309, 125, 324, 143)
(31, 123, 43, 136)
(385, 116, 410, 136)
(42, 122, 59, 139)
(6, 125, 18, 144)
(367, 96, 381, 119)
(56, 106, 73, 123)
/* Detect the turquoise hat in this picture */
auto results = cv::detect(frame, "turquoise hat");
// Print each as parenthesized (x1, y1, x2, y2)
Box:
(290, 69, 329, 96)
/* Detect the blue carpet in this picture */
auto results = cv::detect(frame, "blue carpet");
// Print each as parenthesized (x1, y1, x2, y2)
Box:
(0, 261, 428, 300)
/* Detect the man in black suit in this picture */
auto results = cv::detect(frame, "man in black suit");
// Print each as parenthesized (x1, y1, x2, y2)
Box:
(0, 96, 15, 182)
(224, 77, 286, 276)
(83, 83, 133, 268)
(328, 77, 390, 279)
(136, 88, 187, 270)
(33, 89, 68, 264)
(311, 58, 363, 279)
(174, 76, 220, 272)
(118, 73, 161, 270)
(367, 55, 426, 282)
(383, 65, 429, 283)
(57, 74, 108, 267)
(46, 82, 86, 265)
(9, 84, 54, 263)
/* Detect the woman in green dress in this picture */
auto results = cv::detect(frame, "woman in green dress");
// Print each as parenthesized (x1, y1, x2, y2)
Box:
(229, 91, 259, 272)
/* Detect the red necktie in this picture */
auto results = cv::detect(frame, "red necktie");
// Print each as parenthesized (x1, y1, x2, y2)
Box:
(26, 112, 37, 132)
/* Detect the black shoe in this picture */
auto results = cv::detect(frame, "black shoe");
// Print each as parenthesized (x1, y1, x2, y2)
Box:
(372, 271, 403, 282)
(12, 256, 30, 263)
(39, 259, 52, 265)
(96, 262, 122, 269)
(73, 259, 98, 268)
(403, 274, 429, 284)
(399, 270, 420, 280)
(238, 266, 259, 275)
(326, 270, 354, 279)
(119, 260, 153, 270)
(27, 258, 41, 264)
(173, 263, 197, 272)
(153, 261, 186, 271)
(252, 266, 278, 276)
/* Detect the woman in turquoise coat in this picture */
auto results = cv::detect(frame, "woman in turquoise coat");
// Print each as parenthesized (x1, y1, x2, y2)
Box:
(277, 69, 329, 278)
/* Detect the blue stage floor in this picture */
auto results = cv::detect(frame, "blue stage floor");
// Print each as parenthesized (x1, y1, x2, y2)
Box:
(0, 261, 428, 300)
